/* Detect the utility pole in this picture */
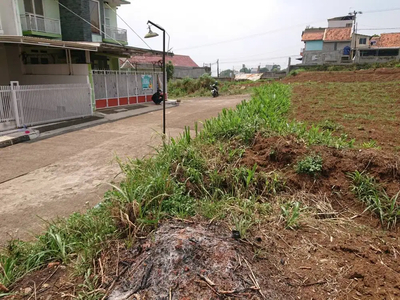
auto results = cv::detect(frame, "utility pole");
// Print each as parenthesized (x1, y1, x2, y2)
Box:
(350, 10, 362, 61)
(217, 59, 220, 78)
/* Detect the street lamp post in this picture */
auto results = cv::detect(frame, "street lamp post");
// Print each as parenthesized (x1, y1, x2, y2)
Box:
(145, 20, 166, 135)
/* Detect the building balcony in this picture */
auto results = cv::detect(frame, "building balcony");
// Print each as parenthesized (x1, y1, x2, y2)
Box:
(104, 25, 128, 45)
(20, 13, 61, 39)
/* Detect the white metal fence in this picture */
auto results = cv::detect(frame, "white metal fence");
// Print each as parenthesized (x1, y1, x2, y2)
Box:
(0, 82, 92, 131)
(20, 13, 61, 35)
(92, 70, 163, 108)
(0, 86, 15, 131)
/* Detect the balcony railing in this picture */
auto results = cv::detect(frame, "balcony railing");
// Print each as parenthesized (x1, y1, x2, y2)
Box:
(20, 13, 61, 36)
(104, 25, 127, 43)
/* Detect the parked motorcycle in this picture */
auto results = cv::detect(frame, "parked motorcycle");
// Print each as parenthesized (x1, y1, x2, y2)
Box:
(211, 83, 219, 98)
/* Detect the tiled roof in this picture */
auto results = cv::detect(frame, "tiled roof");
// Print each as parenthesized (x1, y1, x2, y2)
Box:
(122, 54, 199, 68)
(302, 30, 325, 41)
(324, 27, 352, 41)
(373, 33, 400, 48)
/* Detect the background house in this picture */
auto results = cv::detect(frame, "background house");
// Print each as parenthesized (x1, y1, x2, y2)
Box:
(120, 53, 211, 79)
(301, 17, 353, 65)
(354, 32, 400, 63)
(300, 15, 400, 65)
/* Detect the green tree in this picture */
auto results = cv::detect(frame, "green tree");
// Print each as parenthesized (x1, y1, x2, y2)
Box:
(240, 64, 250, 73)
(166, 61, 174, 81)
(220, 69, 233, 77)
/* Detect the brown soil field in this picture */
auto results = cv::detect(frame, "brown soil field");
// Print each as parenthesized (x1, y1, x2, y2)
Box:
(283, 69, 400, 152)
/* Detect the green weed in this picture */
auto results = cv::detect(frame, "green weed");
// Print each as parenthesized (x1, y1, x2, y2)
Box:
(349, 171, 400, 228)
(295, 155, 323, 175)
(281, 201, 301, 229)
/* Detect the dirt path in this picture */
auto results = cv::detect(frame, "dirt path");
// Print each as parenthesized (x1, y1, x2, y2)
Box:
(0, 95, 247, 244)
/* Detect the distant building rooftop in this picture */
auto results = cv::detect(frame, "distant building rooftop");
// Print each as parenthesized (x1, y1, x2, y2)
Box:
(121, 54, 199, 68)
(323, 27, 352, 42)
(371, 32, 400, 48)
(302, 29, 325, 41)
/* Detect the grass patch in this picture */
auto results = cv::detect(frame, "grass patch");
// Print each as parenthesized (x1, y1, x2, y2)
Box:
(348, 171, 400, 229)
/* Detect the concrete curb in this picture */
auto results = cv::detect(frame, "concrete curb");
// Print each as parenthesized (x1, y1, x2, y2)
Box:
(0, 134, 31, 148)
(0, 102, 179, 147)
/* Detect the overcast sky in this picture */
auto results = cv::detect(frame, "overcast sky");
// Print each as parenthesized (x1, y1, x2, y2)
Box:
(117, 0, 400, 75)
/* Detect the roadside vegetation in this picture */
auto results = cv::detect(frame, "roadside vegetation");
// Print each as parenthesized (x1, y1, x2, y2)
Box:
(168, 73, 268, 98)
(1, 82, 399, 299)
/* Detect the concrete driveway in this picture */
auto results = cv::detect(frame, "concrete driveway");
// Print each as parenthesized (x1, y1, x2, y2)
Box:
(0, 95, 248, 244)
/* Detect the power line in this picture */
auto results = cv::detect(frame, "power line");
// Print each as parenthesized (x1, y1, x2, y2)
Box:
(175, 19, 327, 51)
(220, 54, 298, 64)
(105, 3, 153, 50)
(55, 0, 123, 46)
(363, 7, 400, 14)
(358, 27, 400, 31)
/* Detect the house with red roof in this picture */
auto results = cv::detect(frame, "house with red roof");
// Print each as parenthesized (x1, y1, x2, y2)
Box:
(301, 16, 354, 65)
(300, 15, 400, 65)
(120, 53, 211, 79)
(353, 32, 400, 63)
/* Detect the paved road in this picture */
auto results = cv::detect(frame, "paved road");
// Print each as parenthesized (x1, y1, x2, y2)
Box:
(0, 95, 247, 244)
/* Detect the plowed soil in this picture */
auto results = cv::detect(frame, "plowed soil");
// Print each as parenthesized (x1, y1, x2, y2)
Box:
(283, 69, 400, 152)
(282, 68, 400, 83)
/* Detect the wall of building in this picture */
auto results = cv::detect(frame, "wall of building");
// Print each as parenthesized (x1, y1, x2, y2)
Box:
(323, 42, 350, 52)
(356, 50, 400, 64)
(305, 40, 323, 51)
(1, 44, 90, 85)
(1, 0, 22, 36)
(174, 67, 210, 79)
(328, 20, 352, 28)
(43, 0, 61, 19)
(59, 0, 91, 42)
(353, 35, 371, 49)
(302, 50, 342, 64)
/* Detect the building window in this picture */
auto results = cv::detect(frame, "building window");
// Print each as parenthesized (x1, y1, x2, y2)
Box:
(346, 23, 352, 27)
(359, 38, 367, 45)
(334, 42, 337, 51)
(378, 49, 399, 57)
(24, 0, 44, 16)
(104, 7, 111, 28)
(89, 0, 100, 34)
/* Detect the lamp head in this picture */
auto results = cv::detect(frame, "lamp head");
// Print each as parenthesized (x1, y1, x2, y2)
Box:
(145, 26, 159, 38)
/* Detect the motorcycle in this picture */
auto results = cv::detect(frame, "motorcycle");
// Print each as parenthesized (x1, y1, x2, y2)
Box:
(211, 84, 219, 98)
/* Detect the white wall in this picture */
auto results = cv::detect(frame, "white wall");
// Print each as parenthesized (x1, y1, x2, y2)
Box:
(328, 20, 352, 28)
(24, 64, 89, 75)
(0, 0, 22, 35)
(20, 75, 89, 85)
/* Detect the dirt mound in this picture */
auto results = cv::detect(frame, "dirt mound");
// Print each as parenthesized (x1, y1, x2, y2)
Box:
(108, 222, 286, 299)
(282, 68, 400, 83)
(242, 135, 400, 197)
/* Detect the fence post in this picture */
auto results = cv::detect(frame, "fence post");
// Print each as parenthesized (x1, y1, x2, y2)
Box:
(104, 70, 108, 107)
(10, 81, 22, 127)
(116, 71, 120, 106)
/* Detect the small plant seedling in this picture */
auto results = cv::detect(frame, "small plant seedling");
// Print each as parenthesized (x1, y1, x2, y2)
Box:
(295, 154, 323, 175)
(281, 201, 301, 229)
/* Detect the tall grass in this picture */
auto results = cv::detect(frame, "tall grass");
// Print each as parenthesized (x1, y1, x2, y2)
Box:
(349, 171, 400, 229)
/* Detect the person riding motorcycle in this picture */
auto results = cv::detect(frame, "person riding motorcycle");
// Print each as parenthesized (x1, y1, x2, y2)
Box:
(211, 81, 219, 97)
